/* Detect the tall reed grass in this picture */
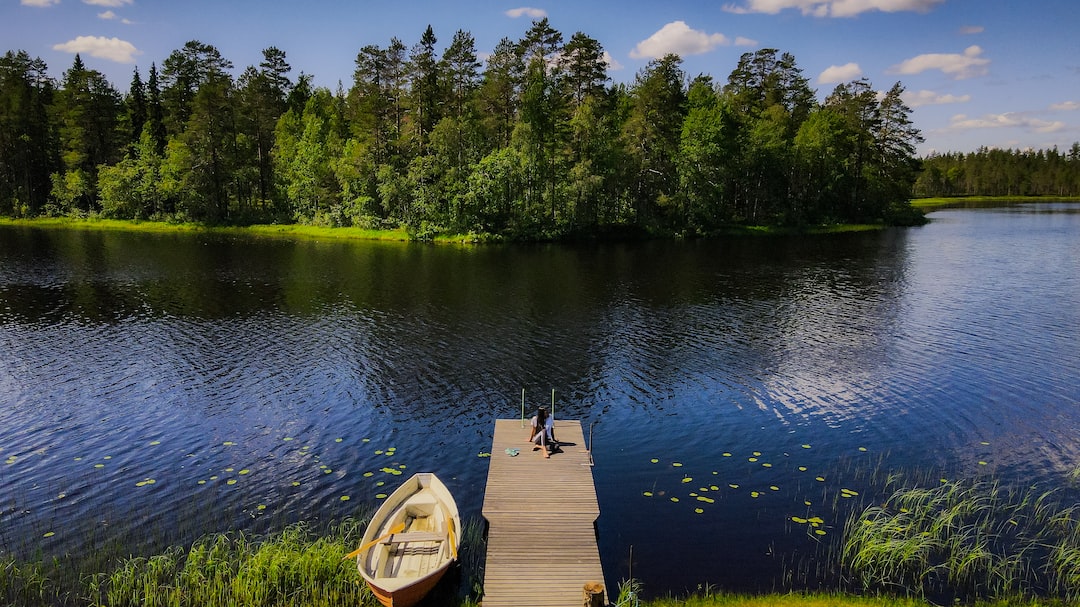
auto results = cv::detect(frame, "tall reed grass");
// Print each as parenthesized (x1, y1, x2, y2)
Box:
(1, 514, 487, 607)
(840, 472, 1080, 603)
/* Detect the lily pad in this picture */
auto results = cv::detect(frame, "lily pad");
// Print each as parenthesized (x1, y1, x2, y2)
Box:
(340, 495, 350, 501)
(643, 491, 653, 497)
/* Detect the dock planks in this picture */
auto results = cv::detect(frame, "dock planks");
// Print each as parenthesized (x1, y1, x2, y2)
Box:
(481, 419, 605, 607)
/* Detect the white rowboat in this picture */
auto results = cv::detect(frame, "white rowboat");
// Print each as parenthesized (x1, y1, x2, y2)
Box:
(355, 472, 461, 607)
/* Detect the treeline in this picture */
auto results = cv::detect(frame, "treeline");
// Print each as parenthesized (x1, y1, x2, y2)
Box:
(915, 145, 1080, 198)
(0, 20, 927, 239)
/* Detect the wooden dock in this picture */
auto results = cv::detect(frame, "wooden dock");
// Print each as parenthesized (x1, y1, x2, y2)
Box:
(481, 419, 606, 607)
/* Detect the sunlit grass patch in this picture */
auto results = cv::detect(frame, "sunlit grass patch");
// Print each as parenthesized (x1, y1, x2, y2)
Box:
(841, 474, 1080, 603)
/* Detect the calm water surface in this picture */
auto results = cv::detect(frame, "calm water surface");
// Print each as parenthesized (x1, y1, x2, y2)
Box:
(1, 203, 1078, 597)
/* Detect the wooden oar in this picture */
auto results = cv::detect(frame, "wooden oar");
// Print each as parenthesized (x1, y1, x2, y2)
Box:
(343, 522, 406, 561)
(446, 520, 457, 559)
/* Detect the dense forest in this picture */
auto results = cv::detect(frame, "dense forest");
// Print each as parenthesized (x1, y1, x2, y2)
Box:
(3, 20, 933, 238)
(915, 145, 1080, 198)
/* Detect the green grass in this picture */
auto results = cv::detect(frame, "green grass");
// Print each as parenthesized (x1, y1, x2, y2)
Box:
(910, 196, 1080, 209)
(0, 216, 413, 242)
(639, 593, 1066, 606)
(840, 474, 1080, 604)
(0, 215, 895, 245)
(1, 512, 491, 607)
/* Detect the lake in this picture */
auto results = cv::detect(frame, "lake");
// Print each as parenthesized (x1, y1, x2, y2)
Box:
(1, 203, 1078, 598)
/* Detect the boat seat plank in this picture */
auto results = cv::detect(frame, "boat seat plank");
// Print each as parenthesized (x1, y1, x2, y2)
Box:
(384, 531, 446, 544)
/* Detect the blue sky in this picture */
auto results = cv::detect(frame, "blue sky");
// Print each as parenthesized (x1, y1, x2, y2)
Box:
(5, 0, 1078, 154)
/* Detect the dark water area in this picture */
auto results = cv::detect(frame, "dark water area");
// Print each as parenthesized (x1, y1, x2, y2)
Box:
(1, 203, 1078, 598)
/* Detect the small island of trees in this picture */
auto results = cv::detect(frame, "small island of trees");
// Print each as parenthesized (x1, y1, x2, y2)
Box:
(0, 19, 951, 240)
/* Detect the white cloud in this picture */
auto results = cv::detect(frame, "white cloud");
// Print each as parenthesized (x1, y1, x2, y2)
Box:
(505, 7, 547, 19)
(98, 10, 116, 19)
(21, 0, 60, 6)
(959, 25, 984, 35)
(890, 45, 990, 80)
(602, 51, 623, 71)
(630, 21, 729, 60)
(722, 0, 943, 18)
(948, 112, 1066, 134)
(1050, 101, 1080, 111)
(82, 0, 132, 6)
(52, 35, 141, 63)
(734, 36, 758, 47)
(818, 62, 862, 84)
(903, 89, 971, 107)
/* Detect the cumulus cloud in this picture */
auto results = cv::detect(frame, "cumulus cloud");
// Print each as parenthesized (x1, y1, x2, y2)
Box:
(98, 10, 116, 19)
(82, 0, 133, 6)
(505, 7, 547, 19)
(602, 51, 624, 71)
(630, 21, 729, 60)
(959, 25, 984, 35)
(1050, 101, 1080, 111)
(734, 36, 758, 47)
(902, 89, 971, 107)
(52, 36, 141, 63)
(723, 0, 943, 18)
(948, 112, 1065, 134)
(890, 45, 990, 80)
(818, 62, 862, 84)
(21, 0, 60, 6)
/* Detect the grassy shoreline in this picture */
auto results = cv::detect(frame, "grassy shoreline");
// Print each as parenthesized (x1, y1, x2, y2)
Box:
(0, 215, 898, 244)
(910, 195, 1080, 209)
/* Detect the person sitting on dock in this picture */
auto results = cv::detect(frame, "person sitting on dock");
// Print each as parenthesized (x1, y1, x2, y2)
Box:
(527, 407, 556, 458)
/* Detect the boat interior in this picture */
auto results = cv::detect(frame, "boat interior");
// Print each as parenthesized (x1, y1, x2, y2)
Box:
(368, 489, 451, 583)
